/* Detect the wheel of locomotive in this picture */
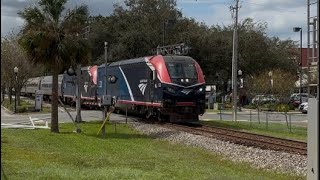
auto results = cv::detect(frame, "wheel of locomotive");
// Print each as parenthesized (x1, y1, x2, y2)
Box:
(157, 111, 167, 122)
(115, 108, 121, 114)
(145, 110, 152, 120)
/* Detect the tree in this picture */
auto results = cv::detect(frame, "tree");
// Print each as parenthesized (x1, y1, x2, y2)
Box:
(87, 2, 298, 90)
(246, 69, 296, 107)
(88, 0, 183, 63)
(1, 34, 39, 105)
(19, 0, 91, 133)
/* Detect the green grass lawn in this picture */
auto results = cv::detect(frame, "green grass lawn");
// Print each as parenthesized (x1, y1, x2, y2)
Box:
(200, 120, 307, 142)
(1, 122, 304, 180)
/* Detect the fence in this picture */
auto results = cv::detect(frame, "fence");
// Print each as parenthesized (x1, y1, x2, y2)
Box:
(209, 103, 307, 136)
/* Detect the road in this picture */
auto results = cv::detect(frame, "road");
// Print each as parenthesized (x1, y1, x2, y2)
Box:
(1, 106, 136, 125)
(2, 105, 308, 127)
(200, 109, 308, 127)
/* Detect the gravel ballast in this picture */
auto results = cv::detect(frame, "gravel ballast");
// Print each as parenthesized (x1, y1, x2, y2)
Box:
(130, 122, 307, 176)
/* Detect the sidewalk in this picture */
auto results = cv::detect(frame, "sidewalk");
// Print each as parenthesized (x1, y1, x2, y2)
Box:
(241, 108, 303, 114)
(206, 108, 303, 115)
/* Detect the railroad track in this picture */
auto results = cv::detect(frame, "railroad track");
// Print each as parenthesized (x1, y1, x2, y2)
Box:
(159, 122, 307, 155)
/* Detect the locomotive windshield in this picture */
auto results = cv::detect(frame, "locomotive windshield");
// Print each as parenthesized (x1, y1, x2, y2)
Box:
(166, 62, 197, 79)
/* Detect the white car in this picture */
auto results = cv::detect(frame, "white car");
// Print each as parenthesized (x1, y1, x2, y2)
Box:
(299, 102, 308, 114)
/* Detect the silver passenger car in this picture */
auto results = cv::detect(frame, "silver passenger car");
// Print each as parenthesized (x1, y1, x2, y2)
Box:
(39, 75, 64, 98)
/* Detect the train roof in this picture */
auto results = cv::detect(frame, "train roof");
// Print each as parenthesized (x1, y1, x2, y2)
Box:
(102, 55, 194, 67)
(41, 74, 64, 83)
(162, 56, 194, 63)
(109, 57, 146, 66)
(26, 77, 43, 84)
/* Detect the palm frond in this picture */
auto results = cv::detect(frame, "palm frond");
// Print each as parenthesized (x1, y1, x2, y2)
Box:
(39, 0, 67, 22)
(61, 5, 89, 34)
(18, 7, 46, 31)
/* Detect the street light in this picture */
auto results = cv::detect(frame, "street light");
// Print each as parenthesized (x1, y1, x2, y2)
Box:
(268, 71, 273, 91)
(227, 79, 232, 94)
(14, 67, 18, 113)
(293, 27, 302, 105)
(238, 70, 242, 111)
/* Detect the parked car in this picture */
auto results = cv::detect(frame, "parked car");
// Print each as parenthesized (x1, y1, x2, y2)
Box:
(289, 93, 314, 107)
(251, 94, 279, 105)
(299, 102, 308, 114)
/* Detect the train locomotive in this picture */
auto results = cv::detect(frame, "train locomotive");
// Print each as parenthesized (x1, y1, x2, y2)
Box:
(97, 55, 206, 122)
(21, 55, 206, 122)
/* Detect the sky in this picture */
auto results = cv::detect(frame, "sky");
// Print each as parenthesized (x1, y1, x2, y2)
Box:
(1, 0, 317, 47)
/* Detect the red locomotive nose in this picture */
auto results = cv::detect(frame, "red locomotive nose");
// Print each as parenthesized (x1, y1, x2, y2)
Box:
(149, 55, 205, 85)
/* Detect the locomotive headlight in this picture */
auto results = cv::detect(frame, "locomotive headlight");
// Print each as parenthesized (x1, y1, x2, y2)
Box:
(199, 87, 203, 92)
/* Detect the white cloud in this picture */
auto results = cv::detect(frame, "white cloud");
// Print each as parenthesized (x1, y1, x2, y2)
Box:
(1, 15, 24, 36)
(1, 0, 122, 36)
(238, 1, 307, 45)
(177, 0, 310, 46)
(0, 0, 316, 47)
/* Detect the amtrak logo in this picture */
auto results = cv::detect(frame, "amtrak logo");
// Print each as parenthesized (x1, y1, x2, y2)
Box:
(84, 84, 88, 93)
(138, 79, 148, 95)
(138, 83, 147, 95)
(181, 89, 192, 95)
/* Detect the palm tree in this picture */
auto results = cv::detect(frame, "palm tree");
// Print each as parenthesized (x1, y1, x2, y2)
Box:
(19, 0, 91, 133)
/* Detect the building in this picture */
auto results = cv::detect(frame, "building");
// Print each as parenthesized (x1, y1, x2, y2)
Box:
(294, 48, 318, 96)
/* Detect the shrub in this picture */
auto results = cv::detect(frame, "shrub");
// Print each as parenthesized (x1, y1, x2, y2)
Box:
(261, 103, 278, 111)
(224, 103, 232, 109)
(16, 106, 27, 113)
(287, 103, 295, 110)
(276, 104, 290, 112)
(243, 104, 256, 109)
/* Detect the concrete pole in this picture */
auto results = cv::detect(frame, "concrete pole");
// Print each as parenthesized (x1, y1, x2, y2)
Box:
(75, 32, 82, 123)
(307, 0, 310, 96)
(75, 64, 82, 122)
(105, 41, 108, 85)
(102, 41, 108, 138)
(299, 29, 302, 104)
(231, 0, 239, 122)
(317, 0, 319, 100)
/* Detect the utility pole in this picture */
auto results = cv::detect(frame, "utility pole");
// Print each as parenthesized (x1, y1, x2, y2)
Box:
(230, 0, 240, 122)
(75, 64, 82, 122)
(102, 41, 108, 138)
(104, 41, 108, 99)
(299, 28, 302, 104)
(75, 33, 82, 122)
(75, 18, 92, 123)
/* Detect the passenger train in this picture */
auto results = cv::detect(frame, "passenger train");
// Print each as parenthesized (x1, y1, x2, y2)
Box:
(21, 55, 206, 122)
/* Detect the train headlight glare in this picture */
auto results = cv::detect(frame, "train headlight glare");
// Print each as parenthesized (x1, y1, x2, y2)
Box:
(199, 88, 203, 92)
